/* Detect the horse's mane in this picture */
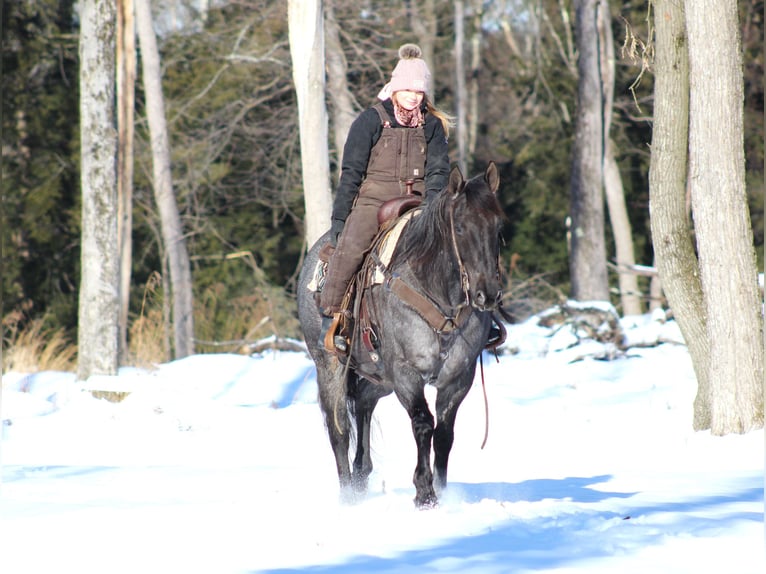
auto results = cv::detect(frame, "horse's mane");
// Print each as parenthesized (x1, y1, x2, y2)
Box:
(396, 174, 504, 275)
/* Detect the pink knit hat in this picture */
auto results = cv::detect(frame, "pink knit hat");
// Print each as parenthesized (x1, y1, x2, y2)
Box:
(377, 44, 431, 100)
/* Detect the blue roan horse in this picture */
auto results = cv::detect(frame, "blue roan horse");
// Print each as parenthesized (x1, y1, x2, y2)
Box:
(297, 163, 505, 507)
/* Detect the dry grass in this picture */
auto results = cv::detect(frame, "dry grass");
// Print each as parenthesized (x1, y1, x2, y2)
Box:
(2, 312, 77, 373)
(193, 281, 301, 354)
(127, 270, 168, 367)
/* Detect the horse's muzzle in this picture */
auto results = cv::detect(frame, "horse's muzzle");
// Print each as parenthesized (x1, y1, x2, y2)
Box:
(471, 288, 502, 311)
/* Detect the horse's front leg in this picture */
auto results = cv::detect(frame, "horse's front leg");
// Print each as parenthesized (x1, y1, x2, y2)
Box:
(397, 387, 437, 508)
(432, 373, 473, 493)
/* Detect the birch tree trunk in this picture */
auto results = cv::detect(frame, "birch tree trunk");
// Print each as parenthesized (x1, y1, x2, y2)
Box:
(78, 0, 120, 380)
(117, 0, 136, 363)
(288, 0, 332, 248)
(685, 0, 763, 434)
(135, 0, 195, 359)
(325, 0, 356, 173)
(568, 0, 608, 301)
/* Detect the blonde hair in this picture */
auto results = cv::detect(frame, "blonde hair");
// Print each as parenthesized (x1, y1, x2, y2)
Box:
(425, 98, 455, 138)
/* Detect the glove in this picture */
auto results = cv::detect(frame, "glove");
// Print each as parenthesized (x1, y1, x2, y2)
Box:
(330, 218, 345, 247)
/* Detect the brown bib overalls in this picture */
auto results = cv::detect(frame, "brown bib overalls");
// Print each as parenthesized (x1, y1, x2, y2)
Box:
(320, 103, 427, 315)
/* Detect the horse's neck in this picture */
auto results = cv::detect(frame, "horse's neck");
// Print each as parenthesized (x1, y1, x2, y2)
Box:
(399, 235, 465, 311)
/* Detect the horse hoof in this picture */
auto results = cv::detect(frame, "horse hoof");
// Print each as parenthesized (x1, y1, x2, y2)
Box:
(414, 493, 439, 509)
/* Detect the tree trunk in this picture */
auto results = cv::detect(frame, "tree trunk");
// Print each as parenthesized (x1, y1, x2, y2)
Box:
(604, 139, 642, 315)
(568, 0, 608, 301)
(78, 0, 120, 380)
(467, 0, 483, 161)
(135, 0, 195, 359)
(649, 0, 710, 427)
(685, 0, 763, 434)
(288, 0, 332, 249)
(408, 0, 437, 80)
(454, 0, 468, 174)
(597, 0, 640, 316)
(324, 0, 356, 174)
(117, 0, 136, 364)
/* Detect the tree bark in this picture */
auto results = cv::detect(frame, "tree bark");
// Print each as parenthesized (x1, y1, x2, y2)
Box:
(288, 0, 332, 249)
(569, 0, 609, 302)
(135, 0, 195, 358)
(324, 0, 357, 174)
(78, 0, 120, 380)
(467, 0, 483, 161)
(454, 0, 468, 174)
(604, 139, 642, 315)
(685, 0, 763, 434)
(408, 0, 437, 80)
(598, 0, 640, 316)
(117, 0, 136, 364)
(650, 0, 710, 427)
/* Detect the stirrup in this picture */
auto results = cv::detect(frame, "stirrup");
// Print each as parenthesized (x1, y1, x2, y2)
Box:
(322, 313, 343, 353)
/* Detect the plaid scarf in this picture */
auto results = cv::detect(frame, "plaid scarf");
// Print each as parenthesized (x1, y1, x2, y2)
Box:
(393, 101, 423, 127)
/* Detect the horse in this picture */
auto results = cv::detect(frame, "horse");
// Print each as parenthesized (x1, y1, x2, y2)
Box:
(297, 162, 505, 508)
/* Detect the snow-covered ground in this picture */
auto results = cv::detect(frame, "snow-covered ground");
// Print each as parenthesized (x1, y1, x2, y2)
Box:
(1, 311, 763, 573)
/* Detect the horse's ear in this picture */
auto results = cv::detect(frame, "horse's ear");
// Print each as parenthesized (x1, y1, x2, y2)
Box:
(485, 161, 500, 194)
(448, 165, 464, 196)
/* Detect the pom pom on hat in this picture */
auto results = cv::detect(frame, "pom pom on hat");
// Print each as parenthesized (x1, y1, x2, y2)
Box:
(398, 43, 423, 59)
(379, 43, 431, 99)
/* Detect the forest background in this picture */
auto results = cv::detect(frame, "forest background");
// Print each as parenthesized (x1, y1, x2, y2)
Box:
(1, 0, 763, 368)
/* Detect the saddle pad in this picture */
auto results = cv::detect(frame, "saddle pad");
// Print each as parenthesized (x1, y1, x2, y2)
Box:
(372, 209, 420, 284)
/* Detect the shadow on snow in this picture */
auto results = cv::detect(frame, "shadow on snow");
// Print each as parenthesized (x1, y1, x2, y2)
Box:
(257, 474, 762, 574)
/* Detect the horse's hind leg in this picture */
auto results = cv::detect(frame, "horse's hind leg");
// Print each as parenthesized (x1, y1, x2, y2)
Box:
(316, 361, 353, 501)
(349, 378, 389, 495)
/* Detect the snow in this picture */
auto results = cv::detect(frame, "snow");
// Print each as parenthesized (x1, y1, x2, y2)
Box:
(1, 313, 763, 574)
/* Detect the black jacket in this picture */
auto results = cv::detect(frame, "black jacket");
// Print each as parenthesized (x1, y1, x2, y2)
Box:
(331, 98, 450, 226)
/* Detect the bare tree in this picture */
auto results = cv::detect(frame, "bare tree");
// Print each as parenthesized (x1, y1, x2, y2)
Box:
(685, 0, 763, 433)
(568, 0, 609, 301)
(649, 0, 709, 422)
(467, 0, 483, 161)
(407, 0, 437, 77)
(78, 0, 120, 380)
(135, 0, 195, 358)
(325, 0, 357, 173)
(117, 0, 136, 363)
(598, 0, 640, 315)
(288, 0, 332, 248)
(454, 0, 468, 173)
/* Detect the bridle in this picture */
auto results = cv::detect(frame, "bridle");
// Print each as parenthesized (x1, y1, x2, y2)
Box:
(447, 191, 472, 309)
(447, 188, 502, 312)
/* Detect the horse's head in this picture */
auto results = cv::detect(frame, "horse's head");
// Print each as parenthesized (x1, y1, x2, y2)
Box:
(447, 162, 505, 311)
